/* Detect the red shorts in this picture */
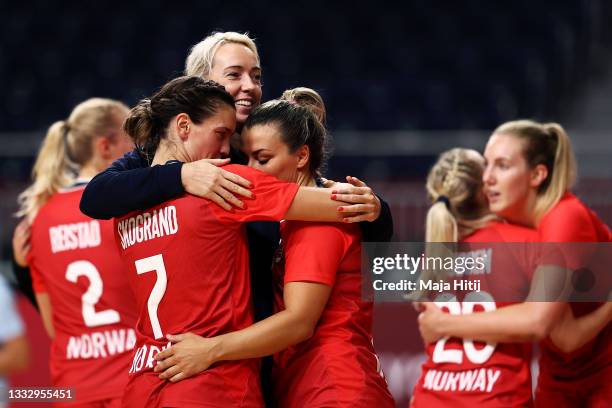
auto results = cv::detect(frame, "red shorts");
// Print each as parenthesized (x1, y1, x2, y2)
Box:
(121, 363, 263, 408)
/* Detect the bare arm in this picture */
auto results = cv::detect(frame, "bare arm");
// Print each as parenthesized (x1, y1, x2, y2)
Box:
(285, 186, 354, 222)
(549, 302, 612, 353)
(153, 282, 331, 382)
(418, 262, 571, 344)
(35, 293, 55, 339)
(419, 301, 565, 344)
(0, 335, 29, 375)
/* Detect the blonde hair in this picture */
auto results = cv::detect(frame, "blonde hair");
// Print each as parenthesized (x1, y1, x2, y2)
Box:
(185, 31, 259, 78)
(17, 98, 128, 221)
(280, 87, 327, 126)
(425, 148, 496, 242)
(493, 120, 577, 222)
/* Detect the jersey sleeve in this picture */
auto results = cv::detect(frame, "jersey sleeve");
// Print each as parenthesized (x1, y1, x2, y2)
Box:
(283, 223, 352, 286)
(80, 149, 184, 220)
(211, 165, 300, 223)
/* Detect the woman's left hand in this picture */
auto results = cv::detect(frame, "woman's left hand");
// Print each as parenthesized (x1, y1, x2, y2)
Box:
(329, 176, 381, 223)
(418, 302, 446, 344)
(153, 333, 219, 382)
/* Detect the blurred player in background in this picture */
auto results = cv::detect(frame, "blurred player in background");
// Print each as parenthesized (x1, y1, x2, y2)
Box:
(153, 97, 395, 407)
(481, 120, 612, 407)
(0, 273, 29, 408)
(412, 148, 540, 407)
(20, 98, 137, 407)
(411, 122, 611, 408)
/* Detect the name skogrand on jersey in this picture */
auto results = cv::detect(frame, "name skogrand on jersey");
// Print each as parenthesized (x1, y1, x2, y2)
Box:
(117, 205, 179, 249)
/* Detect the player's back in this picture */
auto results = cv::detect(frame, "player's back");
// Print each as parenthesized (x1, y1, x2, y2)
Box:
(28, 184, 138, 404)
(412, 221, 539, 408)
(115, 164, 298, 408)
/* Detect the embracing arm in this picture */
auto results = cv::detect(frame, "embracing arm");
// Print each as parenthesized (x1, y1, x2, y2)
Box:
(549, 302, 612, 353)
(80, 149, 184, 219)
(80, 150, 253, 219)
(154, 282, 331, 382)
(323, 176, 393, 240)
(419, 301, 565, 344)
(285, 187, 351, 222)
(418, 261, 571, 344)
(206, 282, 329, 360)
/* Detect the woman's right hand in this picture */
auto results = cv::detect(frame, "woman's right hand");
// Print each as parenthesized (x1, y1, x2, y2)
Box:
(154, 333, 221, 383)
(418, 302, 446, 344)
(181, 158, 253, 211)
(12, 219, 31, 267)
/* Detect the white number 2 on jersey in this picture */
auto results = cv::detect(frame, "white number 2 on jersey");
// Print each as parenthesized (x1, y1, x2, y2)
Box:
(135, 254, 168, 339)
(432, 291, 497, 365)
(65, 260, 120, 327)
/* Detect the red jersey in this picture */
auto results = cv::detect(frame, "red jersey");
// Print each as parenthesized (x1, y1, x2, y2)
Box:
(271, 221, 395, 407)
(114, 165, 299, 408)
(536, 193, 612, 402)
(27, 184, 138, 404)
(412, 221, 539, 408)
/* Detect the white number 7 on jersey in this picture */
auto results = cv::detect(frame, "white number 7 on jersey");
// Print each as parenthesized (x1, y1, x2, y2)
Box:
(135, 254, 167, 339)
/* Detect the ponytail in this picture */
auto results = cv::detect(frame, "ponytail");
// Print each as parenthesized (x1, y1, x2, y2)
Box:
(17, 97, 128, 222)
(17, 121, 76, 221)
(533, 123, 577, 220)
(425, 200, 458, 242)
(425, 148, 495, 243)
(124, 99, 158, 160)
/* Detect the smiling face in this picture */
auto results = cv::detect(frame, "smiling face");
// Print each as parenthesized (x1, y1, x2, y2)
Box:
(208, 43, 262, 126)
(241, 123, 305, 182)
(183, 105, 236, 161)
(483, 133, 540, 225)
